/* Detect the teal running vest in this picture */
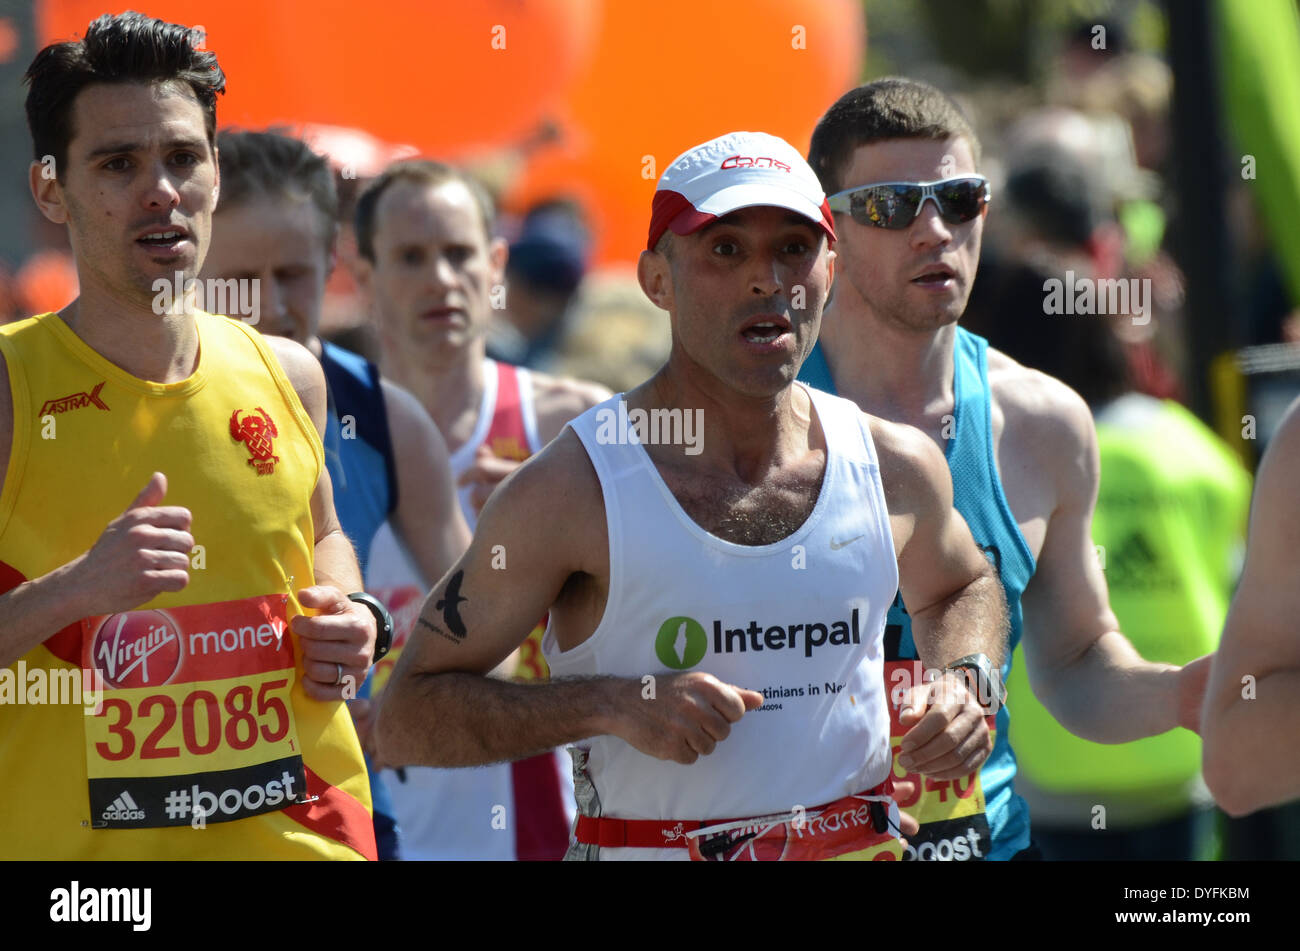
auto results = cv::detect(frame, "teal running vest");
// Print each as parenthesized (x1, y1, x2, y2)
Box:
(800, 328, 1035, 860)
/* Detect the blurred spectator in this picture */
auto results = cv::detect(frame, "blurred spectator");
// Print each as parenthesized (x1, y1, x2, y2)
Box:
(971, 126, 1186, 401)
(548, 271, 672, 393)
(487, 199, 591, 369)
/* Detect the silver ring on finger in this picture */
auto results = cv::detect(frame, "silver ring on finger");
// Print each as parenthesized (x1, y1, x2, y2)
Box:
(333, 663, 344, 686)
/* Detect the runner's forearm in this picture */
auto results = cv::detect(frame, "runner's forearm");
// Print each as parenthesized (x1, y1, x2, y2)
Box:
(0, 557, 91, 669)
(910, 570, 1009, 671)
(1203, 667, 1300, 815)
(311, 527, 364, 594)
(1035, 630, 1181, 742)
(376, 671, 623, 767)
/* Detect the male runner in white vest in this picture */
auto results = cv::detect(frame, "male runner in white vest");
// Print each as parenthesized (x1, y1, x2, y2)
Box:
(376, 131, 1011, 860)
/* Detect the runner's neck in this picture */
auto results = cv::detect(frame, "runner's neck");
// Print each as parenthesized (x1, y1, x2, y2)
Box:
(407, 349, 488, 455)
(57, 291, 200, 384)
(820, 299, 957, 432)
(636, 365, 817, 481)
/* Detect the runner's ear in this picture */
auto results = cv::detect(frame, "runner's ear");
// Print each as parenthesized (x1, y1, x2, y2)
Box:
(637, 249, 672, 313)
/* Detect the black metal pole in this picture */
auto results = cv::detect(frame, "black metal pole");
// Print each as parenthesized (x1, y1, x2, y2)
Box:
(1164, 0, 1238, 422)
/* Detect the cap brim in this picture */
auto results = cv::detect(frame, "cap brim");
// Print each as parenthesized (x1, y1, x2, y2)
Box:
(668, 183, 834, 242)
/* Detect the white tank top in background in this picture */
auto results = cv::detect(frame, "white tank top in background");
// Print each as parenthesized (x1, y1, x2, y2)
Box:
(545, 385, 898, 860)
(367, 358, 567, 861)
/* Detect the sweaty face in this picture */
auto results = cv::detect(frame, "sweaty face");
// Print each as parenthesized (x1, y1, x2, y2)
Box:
(203, 195, 331, 344)
(364, 180, 502, 362)
(52, 81, 218, 311)
(652, 205, 833, 399)
(831, 137, 983, 334)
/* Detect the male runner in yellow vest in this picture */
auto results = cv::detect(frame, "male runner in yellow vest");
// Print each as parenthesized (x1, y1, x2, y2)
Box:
(0, 12, 378, 859)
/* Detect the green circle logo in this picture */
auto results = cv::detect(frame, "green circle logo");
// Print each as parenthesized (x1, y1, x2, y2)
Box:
(655, 616, 707, 669)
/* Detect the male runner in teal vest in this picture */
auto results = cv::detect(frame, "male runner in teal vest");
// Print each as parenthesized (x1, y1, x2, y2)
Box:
(800, 77, 1210, 860)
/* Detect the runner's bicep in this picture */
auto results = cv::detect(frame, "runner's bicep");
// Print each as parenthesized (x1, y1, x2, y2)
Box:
(896, 460, 987, 619)
(397, 474, 577, 680)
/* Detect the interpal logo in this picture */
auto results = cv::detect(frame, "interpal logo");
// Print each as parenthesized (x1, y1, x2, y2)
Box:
(654, 609, 862, 669)
(655, 617, 709, 669)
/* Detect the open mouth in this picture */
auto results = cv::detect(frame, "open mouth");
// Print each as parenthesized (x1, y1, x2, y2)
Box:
(421, 307, 461, 322)
(740, 315, 792, 344)
(135, 227, 190, 253)
(911, 265, 956, 286)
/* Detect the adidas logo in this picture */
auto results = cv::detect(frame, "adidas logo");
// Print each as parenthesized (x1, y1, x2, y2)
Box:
(102, 790, 146, 821)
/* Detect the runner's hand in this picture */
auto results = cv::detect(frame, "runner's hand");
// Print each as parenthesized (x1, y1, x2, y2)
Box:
(891, 780, 921, 839)
(1177, 653, 1214, 734)
(293, 585, 376, 701)
(614, 671, 763, 764)
(348, 697, 385, 765)
(896, 671, 992, 781)
(69, 471, 193, 616)
(457, 445, 521, 515)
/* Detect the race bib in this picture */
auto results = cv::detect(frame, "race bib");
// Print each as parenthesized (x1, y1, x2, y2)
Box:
(81, 595, 307, 829)
(686, 793, 903, 861)
(513, 620, 550, 682)
(886, 659, 994, 861)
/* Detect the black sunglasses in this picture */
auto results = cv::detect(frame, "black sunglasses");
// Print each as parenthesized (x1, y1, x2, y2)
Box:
(826, 176, 991, 230)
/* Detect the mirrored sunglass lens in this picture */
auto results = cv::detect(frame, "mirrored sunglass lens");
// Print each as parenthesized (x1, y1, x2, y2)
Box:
(936, 180, 986, 222)
(852, 185, 921, 228)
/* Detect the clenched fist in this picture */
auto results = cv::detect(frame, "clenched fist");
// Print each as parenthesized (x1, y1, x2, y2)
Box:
(611, 670, 764, 765)
(69, 472, 194, 617)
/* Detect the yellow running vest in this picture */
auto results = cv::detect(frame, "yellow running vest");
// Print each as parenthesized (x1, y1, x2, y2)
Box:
(0, 312, 374, 859)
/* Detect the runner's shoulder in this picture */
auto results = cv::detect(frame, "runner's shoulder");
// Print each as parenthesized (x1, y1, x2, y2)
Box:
(490, 426, 602, 515)
(527, 369, 612, 443)
(865, 412, 951, 516)
(477, 426, 607, 567)
(1250, 395, 1300, 538)
(263, 335, 327, 430)
(378, 375, 431, 434)
(986, 345, 1095, 457)
(1262, 395, 1300, 470)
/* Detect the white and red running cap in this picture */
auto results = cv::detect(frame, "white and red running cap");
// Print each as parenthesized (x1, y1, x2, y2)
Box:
(646, 131, 836, 251)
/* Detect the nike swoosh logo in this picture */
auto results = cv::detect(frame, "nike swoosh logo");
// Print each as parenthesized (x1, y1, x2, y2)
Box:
(830, 534, 866, 550)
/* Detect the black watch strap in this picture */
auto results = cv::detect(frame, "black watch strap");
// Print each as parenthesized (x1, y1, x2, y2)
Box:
(348, 592, 394, 662)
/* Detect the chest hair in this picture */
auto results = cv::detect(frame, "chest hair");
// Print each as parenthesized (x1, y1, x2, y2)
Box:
(655, 461, 825, 546)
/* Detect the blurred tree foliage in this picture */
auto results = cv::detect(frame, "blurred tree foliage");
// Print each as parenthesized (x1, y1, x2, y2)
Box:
(863, 0, 1167, 83)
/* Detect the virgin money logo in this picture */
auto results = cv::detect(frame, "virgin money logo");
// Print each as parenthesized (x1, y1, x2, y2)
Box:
(91, 611, 184, 689)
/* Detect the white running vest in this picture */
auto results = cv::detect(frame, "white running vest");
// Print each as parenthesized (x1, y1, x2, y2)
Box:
(544, 385, 898, 860)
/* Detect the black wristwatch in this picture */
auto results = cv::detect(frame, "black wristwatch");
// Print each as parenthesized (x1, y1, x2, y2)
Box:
(944, 653, 1005, 715)
(348, 592, 394, 662)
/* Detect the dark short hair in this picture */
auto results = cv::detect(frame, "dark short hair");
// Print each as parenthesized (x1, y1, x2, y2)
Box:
(24, 11, 225, 176)
(216, 130, 339, 244)
(354, 160, 494, 262)
(1004, 145, 1108, 248)
(809, 77, 982, 195)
